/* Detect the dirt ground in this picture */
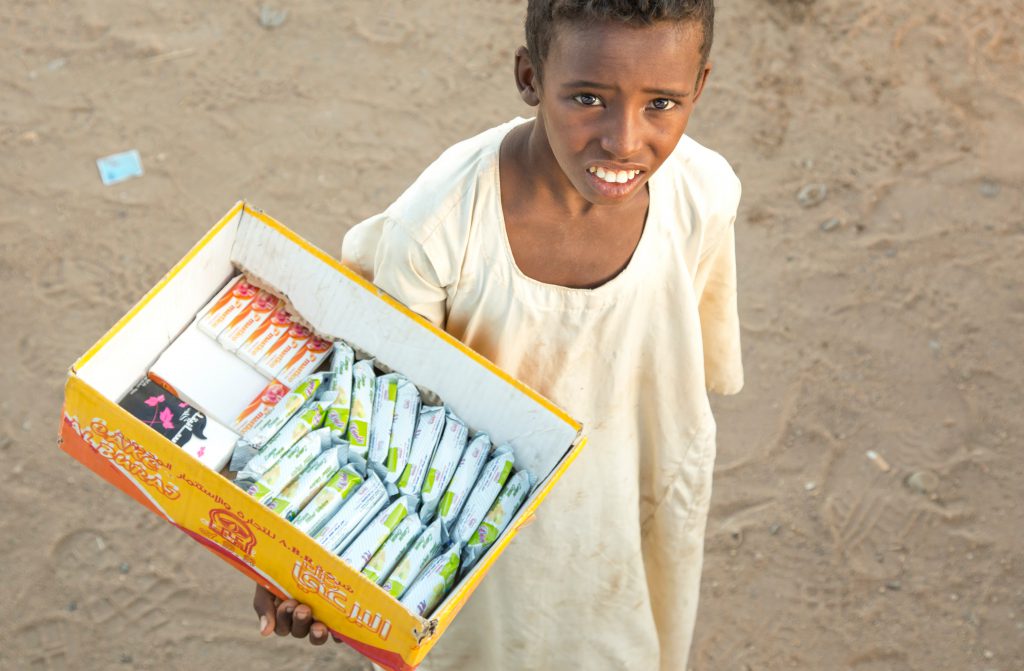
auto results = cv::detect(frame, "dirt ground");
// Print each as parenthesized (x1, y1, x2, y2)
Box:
(2, 1, 1023, 669)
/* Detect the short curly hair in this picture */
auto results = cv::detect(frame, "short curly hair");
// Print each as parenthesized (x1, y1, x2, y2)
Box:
(525, 0, 715, 80)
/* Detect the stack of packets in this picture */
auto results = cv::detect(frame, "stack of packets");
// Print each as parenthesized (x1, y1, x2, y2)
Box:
(195, 275, 333, 388)
(230, 343, 534, 618)
(124, 274, 335, 468)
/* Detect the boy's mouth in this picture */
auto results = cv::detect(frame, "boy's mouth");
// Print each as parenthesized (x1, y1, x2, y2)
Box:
(587, 166, 642, 184)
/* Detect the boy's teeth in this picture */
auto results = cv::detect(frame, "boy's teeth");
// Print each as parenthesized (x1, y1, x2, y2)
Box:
(589, 167, 640, 184)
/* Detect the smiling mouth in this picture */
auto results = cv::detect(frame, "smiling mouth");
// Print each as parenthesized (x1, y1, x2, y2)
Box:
(587, 166, 642, 185)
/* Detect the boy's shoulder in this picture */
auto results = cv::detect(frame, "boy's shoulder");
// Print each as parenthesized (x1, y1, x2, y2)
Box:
(385, 119, 525, 243)
(660, 134, 742, 222)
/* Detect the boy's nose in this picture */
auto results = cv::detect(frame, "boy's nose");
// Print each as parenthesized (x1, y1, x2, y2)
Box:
(600, 108, 643, 160)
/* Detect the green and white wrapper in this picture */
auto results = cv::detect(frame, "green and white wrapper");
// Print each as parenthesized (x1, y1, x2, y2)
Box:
(399, 543, 462, 617)
(291, 461, 365, 535)
(384, 380, 421, 484)
(266, 440, 349, 519)
(242, 372, 326, 448)
(247, 427, 334, 503)
(451, 446, 515, 545)
(461, 469, 534, 572)
(397, 405, 444, 497)
(382, 519, 446, 599)
(345, 361, 375, 460)
(313, 468, 388, 553)
(437, 433, 491, 530)
(418, 409, 469, 524)
(233, 396, 332, 484)
(339, 494, 417, 570)
(362, 513, 423, 585)
(367, 373, 402, 468)
(323, 343, 355, 435)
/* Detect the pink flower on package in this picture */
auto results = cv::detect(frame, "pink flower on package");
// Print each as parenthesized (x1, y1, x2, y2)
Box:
(159, 407, 176, 430)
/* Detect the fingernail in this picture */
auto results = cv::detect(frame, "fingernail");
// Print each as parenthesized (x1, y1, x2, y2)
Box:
(259, 615, 268, 634)
(285, 606, 294, 614)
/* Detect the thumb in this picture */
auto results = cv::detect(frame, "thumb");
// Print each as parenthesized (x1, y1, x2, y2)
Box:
(253, 584, 277, 636)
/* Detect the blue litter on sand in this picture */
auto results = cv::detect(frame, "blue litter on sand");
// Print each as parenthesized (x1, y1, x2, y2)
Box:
(97, 149, 144, 185)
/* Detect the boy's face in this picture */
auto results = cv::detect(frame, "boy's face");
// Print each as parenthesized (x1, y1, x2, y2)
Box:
(519, 20, 710, 206)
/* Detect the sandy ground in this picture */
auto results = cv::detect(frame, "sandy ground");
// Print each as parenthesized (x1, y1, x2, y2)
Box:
(2, 1, 1023, 669)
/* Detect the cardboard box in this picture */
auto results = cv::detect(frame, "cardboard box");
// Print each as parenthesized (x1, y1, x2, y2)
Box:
(58, 201, 586, 670)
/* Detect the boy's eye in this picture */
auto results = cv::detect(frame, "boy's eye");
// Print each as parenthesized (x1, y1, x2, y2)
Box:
(573, 94, 602, 107)
(650, 98, 677, 111)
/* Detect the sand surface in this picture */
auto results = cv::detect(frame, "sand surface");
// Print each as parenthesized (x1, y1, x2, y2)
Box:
(2, 1, 1023, 669)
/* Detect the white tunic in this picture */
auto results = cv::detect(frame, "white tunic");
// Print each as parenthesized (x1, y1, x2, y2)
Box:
(342, 118, 742, 671)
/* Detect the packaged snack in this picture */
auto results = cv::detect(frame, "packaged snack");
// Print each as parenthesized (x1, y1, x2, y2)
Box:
(233, 380, 290, 436)
(233, 396, 332, 484)
(323, 343, 355, 435)
(240, 372, 325, 448)
(247, 427, 334, 503)
(399, 544, 462, 617)
(436, 433, 491, 530)
(118, 377, 238, 472)
(197, 276, 259, 337)
(338, 495, 417, 571)
(367, 374, 402, 468)
(266, 443, 348, 519)
(149, 322, 270, 428)
(362, 514, 423, 585)
(381, 519, 446, 599)
(451, 446, 515, 545)
(217, 290, 282, 353)
(277, 336, 333, 387)
(397, 405, 444, 497)
(384, 380, 421, 484)
(256, 322, 312, 378)
(313, 469, 388, 553)
(345, 361, 376, 460)
(291, 462, 365, 535)
(461, 469, 534, 571)
(237, 307, 294, 366)
(418, 409, 469, 524)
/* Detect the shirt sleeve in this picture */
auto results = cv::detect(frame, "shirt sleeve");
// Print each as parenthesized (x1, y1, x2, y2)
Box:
(341, 213, 449, 328)
(693, 211, 744, 395)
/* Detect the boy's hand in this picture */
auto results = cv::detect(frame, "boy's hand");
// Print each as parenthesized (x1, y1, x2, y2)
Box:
(253, 584, 334, 645)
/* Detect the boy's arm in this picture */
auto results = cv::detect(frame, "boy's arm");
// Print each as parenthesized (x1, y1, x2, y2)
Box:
(693, 189, 743, 395)
(342, 213, 449, 327)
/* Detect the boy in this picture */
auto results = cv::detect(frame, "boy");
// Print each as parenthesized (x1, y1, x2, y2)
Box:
(254, 1, 742, 668)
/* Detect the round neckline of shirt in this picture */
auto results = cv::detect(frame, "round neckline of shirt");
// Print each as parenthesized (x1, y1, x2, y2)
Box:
(490, 122, 659, 296)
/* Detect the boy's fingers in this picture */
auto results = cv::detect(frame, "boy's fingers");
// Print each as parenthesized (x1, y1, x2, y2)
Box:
(310, 622, 329, 646)
(253, 585, 277, 637)
(291, 604, 313, 639)
(275, 599, 298, 637)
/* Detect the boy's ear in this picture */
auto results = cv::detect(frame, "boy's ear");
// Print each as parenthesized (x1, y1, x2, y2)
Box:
(692, 62, 713, 105)
(514, 46, 541, 107)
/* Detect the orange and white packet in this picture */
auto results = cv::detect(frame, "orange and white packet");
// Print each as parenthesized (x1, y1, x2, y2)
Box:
(197, 276, 260, 337)
(233, 380, 291, 435)
(217, 290, 282, 352)
(238, 307, 294, 366)
(277, 336, 333, 387)
(257, 323, 312, 377)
